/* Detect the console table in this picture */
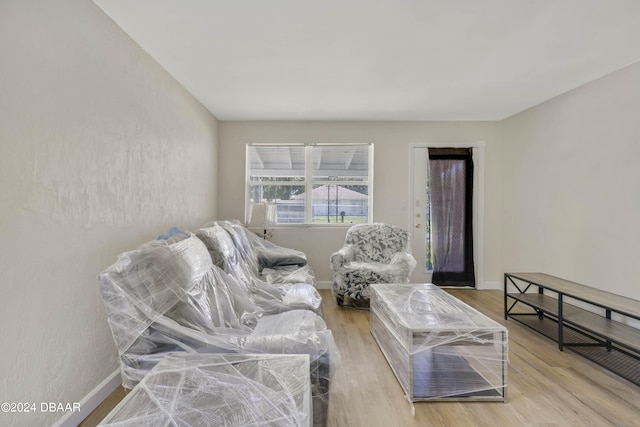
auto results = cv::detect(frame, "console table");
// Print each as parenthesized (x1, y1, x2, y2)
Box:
(504, 272, 640, 386)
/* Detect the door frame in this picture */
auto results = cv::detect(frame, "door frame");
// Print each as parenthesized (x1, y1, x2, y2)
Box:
(408, 141, 485, 288)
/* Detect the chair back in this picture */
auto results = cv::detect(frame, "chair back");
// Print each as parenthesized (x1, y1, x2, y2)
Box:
(344, 223, 410, 263)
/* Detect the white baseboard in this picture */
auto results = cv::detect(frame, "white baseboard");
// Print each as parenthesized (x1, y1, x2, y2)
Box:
(316, 281, 501, 290)
(52, 369, 121, 427)
(479, 280, 501, 290)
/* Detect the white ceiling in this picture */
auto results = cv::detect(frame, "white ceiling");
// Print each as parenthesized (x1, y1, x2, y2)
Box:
(93, 0, 640, 121)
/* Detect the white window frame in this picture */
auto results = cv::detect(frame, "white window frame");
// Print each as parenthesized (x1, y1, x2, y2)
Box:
(246, 143, 374, 226)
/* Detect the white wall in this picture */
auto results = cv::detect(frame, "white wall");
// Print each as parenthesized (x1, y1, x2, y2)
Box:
(0, 1, 219, 425)
(500, 61, 640, 300)
(219, 121, 502, 287)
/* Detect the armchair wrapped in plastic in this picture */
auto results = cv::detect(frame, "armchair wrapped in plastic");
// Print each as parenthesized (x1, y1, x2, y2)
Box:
(98, 231, 337, 426)
(197, 221, 320, 314)
(330, 223, 417, 308)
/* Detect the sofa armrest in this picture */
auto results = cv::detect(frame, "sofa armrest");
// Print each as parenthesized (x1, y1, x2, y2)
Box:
(255, 245, 308, 268)
(262, 265, 316, 286)
(243, 226, 308, 268)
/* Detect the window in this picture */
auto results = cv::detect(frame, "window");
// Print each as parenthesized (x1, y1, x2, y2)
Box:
(246, 143, 373, 225)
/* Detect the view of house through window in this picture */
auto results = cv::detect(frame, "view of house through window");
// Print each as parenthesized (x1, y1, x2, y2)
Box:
(247, 143, 373, 224)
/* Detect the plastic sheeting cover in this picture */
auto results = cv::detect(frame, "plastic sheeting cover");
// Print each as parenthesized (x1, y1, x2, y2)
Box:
(331, 223, 417, 305)
(245, 310, 336, 358)
(98, 230, 337, 425)
(370, 283, 507, 402)
(252, 236, 308, 268)
(98, 353, 312, 427)
(244, 310, 339, 427)
(98, 232, 252, 352)
(197, 222, 320, 314)
(262, 265, 316, 285)
(219, 220, 315, 284)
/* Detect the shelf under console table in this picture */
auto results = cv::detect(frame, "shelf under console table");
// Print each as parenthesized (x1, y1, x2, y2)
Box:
(504, 272, 640, 387)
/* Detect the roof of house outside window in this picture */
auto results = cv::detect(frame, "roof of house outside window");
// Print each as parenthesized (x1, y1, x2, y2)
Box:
(291, 184, 368, 200)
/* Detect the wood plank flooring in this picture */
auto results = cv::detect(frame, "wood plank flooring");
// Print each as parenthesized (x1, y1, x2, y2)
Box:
(80, 289, 640, 426)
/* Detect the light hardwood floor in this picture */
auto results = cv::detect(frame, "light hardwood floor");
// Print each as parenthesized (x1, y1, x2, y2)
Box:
(80, 289, 640, 426)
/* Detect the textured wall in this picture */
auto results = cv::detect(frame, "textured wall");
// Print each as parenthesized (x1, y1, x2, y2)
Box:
(0, 1, 218, 425)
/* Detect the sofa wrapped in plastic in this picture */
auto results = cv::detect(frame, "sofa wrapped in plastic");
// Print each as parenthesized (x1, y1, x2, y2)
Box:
(331, 223, 417, 308)
(98, 231, 255, 387)
(197, 221, 320, 314)
(244, 310, 335, 426)
(98, 231, 337, 426)
(98, 353, 313, 426)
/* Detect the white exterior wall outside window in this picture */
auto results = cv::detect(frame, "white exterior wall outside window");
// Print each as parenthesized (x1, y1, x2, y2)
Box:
(246, 143, 373, 225)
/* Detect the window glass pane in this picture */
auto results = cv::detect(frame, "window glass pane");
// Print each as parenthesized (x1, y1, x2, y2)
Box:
(249, 145, 305, 179)
(312, 145, 369, 182)
(311, 184, 369, 224)
(273, 199, 305, 224)
(250, 184, 305, 224)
